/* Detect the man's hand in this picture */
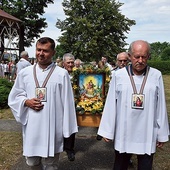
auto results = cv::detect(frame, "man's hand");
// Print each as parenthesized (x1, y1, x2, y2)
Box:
(25, 98, 44, 111)
(156, 142, 164, 148)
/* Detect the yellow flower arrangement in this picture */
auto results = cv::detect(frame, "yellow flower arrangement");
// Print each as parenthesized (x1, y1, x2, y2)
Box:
(71, 63, 111, 115)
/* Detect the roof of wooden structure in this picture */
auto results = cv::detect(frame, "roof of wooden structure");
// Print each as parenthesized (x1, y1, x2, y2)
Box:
(0, 9, 21, 22)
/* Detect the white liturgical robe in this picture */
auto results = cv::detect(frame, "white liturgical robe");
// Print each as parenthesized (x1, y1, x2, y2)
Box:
(98, 66, 169, 155)
(16, 58, 31, 74)
(8, 63, 78, 157)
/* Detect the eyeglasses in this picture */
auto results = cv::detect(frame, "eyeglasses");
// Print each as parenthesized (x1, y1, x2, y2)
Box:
(118, 60, 128, 62)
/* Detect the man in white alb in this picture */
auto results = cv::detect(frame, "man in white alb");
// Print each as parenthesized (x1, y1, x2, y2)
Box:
(8, 37, 78, 170)
(16, 51, 31, 74)
(98, 40, 169, 170)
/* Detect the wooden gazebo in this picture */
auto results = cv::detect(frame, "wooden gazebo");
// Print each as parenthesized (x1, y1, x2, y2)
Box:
(0, 9, 23, 60)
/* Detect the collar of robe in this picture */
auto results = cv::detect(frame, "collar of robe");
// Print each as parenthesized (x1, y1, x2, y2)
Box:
(126, 64, 149, 76)
(37, 62, 54, 72)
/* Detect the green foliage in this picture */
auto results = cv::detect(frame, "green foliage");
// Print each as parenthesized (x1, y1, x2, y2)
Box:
(54, 44, 66, 59)
(161, 47, 170, 61)
(56, 0, 135, 62)
(148, 61, 170, 74)
(150, 42, 170, 60)
(0, 79, 13, 109)
(1, 0, 54, 48)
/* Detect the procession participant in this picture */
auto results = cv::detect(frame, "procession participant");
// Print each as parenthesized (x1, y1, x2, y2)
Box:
(8, 37, 78, 170)
(98, 40, 169, 170)
(114, 51, 133, 166)
(16, 51, 31, 74)
(63, 53, 76, 161)
(97, 52, 129, 140)
(101, 55, 112, 70)
(74, 58, 82, 69)
(114, 52, 129, 70)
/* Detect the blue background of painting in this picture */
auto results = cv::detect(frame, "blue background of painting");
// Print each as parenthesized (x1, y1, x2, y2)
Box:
(79, 74, 103, 90)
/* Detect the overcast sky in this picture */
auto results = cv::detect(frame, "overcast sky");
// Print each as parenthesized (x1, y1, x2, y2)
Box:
(26, 0, 170, 58)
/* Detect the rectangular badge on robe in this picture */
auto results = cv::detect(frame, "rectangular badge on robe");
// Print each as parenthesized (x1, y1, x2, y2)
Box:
(131, 94, 144, 109)
(35, 87, 47, 102)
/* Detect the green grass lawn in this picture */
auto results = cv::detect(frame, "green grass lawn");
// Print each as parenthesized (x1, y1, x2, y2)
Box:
(0, 75, 170, 170)
(0, 109, 22, 170)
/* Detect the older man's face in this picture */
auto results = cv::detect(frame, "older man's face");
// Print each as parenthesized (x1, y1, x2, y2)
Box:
(129, 42, 150, 75)
(63, 57, 75, 72)
(117, 53, 128, 69)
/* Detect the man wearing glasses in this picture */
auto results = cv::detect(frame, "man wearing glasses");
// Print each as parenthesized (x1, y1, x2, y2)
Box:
(114, 52, 129, 70)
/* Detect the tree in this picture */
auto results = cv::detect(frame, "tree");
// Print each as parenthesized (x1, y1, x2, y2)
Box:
(56, 0, 135, 62)
(1, 0, 54, 49)
(150, 42, 170, 61)
(55, 44, 66, 59)
(161, 47, 170, 61)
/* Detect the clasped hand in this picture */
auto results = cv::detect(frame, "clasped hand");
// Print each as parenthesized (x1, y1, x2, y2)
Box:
(25, 98, 44, 111)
